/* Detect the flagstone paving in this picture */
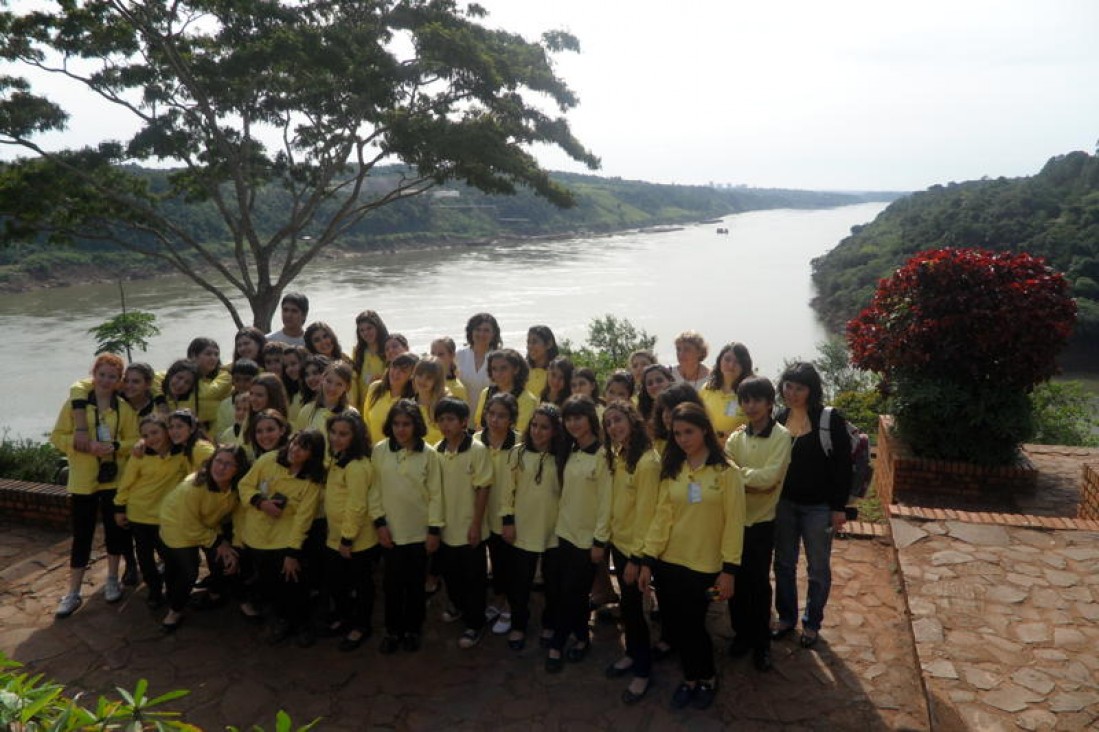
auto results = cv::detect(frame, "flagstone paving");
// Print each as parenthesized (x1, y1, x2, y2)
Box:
(1, 519, 927, 730)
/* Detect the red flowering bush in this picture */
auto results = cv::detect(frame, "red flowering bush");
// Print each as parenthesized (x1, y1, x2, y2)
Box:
(847, 248, 1076, 390)
(846, 248, 1077, 464)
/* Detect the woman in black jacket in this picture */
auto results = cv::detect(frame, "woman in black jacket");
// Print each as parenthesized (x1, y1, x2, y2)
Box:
(772, 362, 851, 649)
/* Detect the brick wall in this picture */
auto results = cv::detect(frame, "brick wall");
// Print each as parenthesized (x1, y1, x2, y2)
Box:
(874, 415, 1038, 508)
(0, 479, 71, 530)
(1080, 463, 1099, 520)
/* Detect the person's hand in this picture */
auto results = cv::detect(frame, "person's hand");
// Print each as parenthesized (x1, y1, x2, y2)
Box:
(376, 525, 394, 549)
(467, 524, 482, 547)
(73, 431, 91, 453)
(129, 439, 146, 458)
(501, 525, 516, 545)
(216, 543, 239, 574)
(715, 572, 734, 602)
(425, 533, 440, 555)
(590, 546, 605, 565)
(639, 566, 653, 596)
(623, 561, 639, 587)
(90, 442, 115, 458)
(260, 499, 283, 518)
(114, 514, 129, 529)
(831, 511, 847, 532)
(281, 556, 301, 582)
(339, 544, 352, 560)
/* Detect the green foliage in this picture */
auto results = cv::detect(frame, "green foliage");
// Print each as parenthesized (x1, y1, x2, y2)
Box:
(813, 336, 875, 401)
(0, 431, 62, 482)
(832, 389, 886, 439)
(813, 151, 1099, 361)
(889, 375, 1035, 466)
(1028, 381, 1099, 447)
(89, 311, 160, 360)
(0, 652, 318, 731)
(560, 314, 656, 382)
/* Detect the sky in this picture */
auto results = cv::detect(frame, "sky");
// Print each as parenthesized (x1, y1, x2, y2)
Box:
(5, 0, 1099, 192)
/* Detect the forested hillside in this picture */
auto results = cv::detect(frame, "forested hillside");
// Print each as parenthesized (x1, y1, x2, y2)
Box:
(811, 151, 1099, 365)
(0, 166, 897, 289)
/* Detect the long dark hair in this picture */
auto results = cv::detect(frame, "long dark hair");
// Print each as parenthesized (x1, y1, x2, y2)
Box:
(561, 394, 601, 450)
(164, 359, 201, 415)
(520, 402, 569, 484)
(186, 337, 222, 379)
(251, 373, 290, 418)
(541, 356, 574, 405)
(779, 361, 825, 412)
(383, 398, 428, 450)
(277, 429, 327, 483)
(353, 310, 389, 373)
(246, 408, 291, 457)
(194, 445, 251, 493)
(368, 352, 418, 408)
(326, 411, 372, 465)
(637, 363, 674, 421)
(168, 409, 210, 462)
(304, 321, 344, 361)
(706, 342, 753, 392)
(602, 400, 651, 473)
(652, 382, 703, 441)
(660, 402, 728, 480)
(233, 327, 267, 362)
(526, 325, 559, 368)
(465, 312, 502, 350)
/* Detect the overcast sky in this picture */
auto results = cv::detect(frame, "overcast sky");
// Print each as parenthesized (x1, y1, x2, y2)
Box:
(6, 0, 1098, 192)
(479, 0, 1099, 191)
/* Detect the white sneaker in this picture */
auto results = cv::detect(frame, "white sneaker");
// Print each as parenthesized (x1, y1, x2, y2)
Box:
(458, 627, 484, 649)
(484, 605, 502, 622)
(103, 576, 122, 603)
(492, 612, 512, 635)
(441, 604, 462, 623)
(55, 593, 83, 618)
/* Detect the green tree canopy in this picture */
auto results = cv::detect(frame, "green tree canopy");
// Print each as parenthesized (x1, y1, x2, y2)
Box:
(0, 0, 598, 329)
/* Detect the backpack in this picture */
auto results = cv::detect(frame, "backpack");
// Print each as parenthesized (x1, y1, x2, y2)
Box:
(819, 406, 872, 501)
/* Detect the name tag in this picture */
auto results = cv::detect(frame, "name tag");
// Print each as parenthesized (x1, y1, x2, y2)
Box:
(97, 423, 112, 442)
(724, 401, 738, 417)
(688, 482, 703, 504)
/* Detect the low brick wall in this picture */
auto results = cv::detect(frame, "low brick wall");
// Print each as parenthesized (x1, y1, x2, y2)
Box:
(0, 479, 70, 530)
(1080, 463, 1099, 520)
(875, 415, 1037, 508)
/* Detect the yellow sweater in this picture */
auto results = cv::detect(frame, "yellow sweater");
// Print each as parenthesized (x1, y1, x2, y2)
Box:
(351, 351, 386, 409)
(474, 430, 519, 535)
(500, 446, 562, 553)
(50, 394, 139, 495)
(237, 451, 322, 553)
(364, 382, 400, 440)
(554, 444, 612, 550)
(197, 369, 233, 427)
(437, 435, 494, 547)
(114, 448, 189, 524)
(324, 456, 378, 552)
(526, 367, 548, 403)
(608, 448, 661, 559)
(159, 476, 243, 550)
(724, 420, 792, 526)
(369, 439, 445, 546)
(642, 461, 746, 574)
(473, 387, 538, 433)
(700, 386, 749, 442)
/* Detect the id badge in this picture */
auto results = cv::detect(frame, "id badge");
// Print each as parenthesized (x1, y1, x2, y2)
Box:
(724, 401, 738, 417)
(96, 423, 112, 442)
(259, 479, 270, 498)
(688, 482, 703, 504)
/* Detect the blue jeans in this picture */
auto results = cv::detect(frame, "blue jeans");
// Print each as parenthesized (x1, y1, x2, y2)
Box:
(773, 500, 833, 632)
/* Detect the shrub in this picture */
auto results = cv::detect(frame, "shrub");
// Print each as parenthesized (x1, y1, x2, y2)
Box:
(1029, 381, 1099, 447)
(0, 432, 64, 483)
(847, 247, 1076, 464)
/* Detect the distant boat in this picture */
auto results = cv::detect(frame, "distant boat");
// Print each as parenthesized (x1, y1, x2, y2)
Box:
(716, 227, 729, 235)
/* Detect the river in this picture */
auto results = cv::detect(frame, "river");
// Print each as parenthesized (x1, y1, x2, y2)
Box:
(0, 202, 888, 440)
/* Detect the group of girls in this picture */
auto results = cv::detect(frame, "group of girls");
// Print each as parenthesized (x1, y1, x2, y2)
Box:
(51, 311, 852, 713)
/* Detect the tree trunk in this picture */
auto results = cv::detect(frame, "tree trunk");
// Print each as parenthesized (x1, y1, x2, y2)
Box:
(250, 290, 281, 333)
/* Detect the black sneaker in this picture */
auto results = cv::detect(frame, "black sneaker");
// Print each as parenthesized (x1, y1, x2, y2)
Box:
(670, 682, 696, 709)
(753, 648, 773, 672)
(691, 680, 717, 710)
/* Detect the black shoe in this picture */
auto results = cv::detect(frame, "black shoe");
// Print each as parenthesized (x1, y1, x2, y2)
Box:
(188, 592, 225, 611)
(651, 643, 674, 662)
(402, 632, 421, 652)
(379, 634, 400, 654)
(121, 563, 139, 587)
(605, 659, 633, 678)
(146, 592, 165, 610)
(267, 621, 292, 645)
(771, 622, 796, 640)
(545, 654, 564, 673)
(565, 642, 589, 663)
(753, 648, 773, 672)
(799, 629, 820, 648)
(727, 639, 751, 658)
(621, 679, 650, 706)
(160, 615, 184, 633)
(539, 631, 554, 649)
(691, 680, 717, 710)
(670, 682, 696, 709)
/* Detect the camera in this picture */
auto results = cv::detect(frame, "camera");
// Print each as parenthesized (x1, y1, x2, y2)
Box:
(96, 460, 119, 483)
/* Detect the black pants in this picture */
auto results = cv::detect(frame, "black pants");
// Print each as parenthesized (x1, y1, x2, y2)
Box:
(70, 490, 132, 569)
(486, 532, 512, 597)
(162, 545, 202, 612)
(325, 545, 378, 634)
(439, 541, 487, 631)
(611, 544, 651, 678)
(728, 520, 775, 652)
(655, 560, 718, 682)
(382, 542, 427, 636)
(507, 546, 556, 633)
(544, 539, 596, 651)
(251, 547, 310, 630)
(129, 521, 166, 597)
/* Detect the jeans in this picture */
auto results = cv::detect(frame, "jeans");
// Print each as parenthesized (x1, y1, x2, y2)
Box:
(773, 500, 833, 632)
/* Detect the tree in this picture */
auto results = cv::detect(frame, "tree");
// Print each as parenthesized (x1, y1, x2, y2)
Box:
(560, 314, 656, 381)
(0, 0, 598, 330)
(88, 282, 160, 361)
